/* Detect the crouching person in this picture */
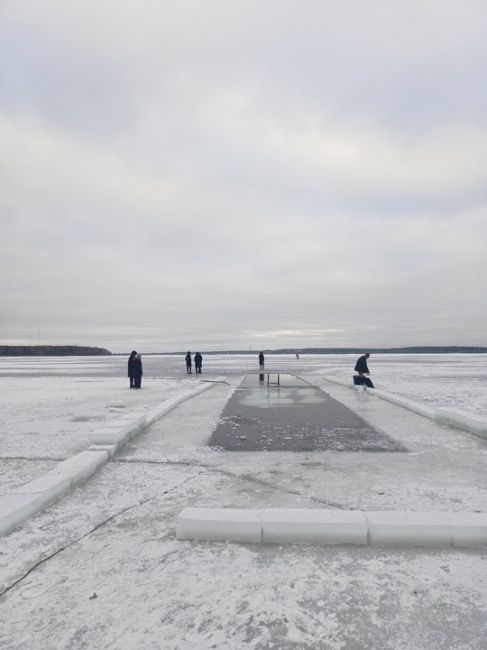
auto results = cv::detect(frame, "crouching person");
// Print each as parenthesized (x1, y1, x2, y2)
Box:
(353, 353, 374, 388)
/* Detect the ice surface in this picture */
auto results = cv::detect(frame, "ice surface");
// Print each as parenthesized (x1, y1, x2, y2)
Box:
(90, 413, 147, 445)
(0, 493, 50, 536)
(177, 507, 369, 545)
(145, 379, 218, 425)
(177, 507, 262, 542)
(319, 352, 487, 417)
(262, 508, 367, 544)
(0, 380, 220, 537)
(53, 450, 109, 483)
(0, 372, 191, 458)
(0, 450, 109, 536)
(324, 379, 487, 441)
(373, 388, 437, 418)
(366, 511, 487, 548)
(2, 354, 487, 648)
(87, 443, 118, 457)
(435, 407, 487, 438)
(176, 508, 487, 548)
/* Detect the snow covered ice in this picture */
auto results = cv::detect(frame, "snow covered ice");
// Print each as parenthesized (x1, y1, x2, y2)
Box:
(1, 353, 487, 649)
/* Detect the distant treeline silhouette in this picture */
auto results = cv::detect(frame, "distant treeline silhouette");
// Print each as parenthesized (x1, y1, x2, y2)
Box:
(123, 346, 487, 356)
(267, 346, 487, 354)
(0, 346, 112, 356)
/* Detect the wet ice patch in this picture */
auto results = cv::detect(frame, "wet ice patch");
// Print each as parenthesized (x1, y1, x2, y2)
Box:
(210, 374, 406, 452)
(239, 386, 326, 409)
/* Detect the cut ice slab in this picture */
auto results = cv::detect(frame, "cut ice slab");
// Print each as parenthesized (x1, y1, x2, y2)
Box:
(176, 508, 368, 545)
(365, 511, 487, 547)
(176, 508, 487, 548)
(176, 507, 262, 543)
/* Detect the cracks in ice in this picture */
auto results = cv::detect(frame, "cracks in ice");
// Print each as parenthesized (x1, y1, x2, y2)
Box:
(0, 472, 203, 601)
(0, 501, 147, 600)
(113, 457, 346, 510)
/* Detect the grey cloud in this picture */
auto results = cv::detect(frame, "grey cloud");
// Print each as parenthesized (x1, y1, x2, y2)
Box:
(1, 0, 486, 351)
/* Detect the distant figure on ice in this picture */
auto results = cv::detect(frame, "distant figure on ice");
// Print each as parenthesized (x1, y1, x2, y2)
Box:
(185, 351, 192, 374)
(296, 352, 300, 359)
(133, 354, 143, 388)
(128, 350, 138, 388)
(258, 351, 265, 370)
(194, 352, 203, 374)
(354, 353, 374, 388)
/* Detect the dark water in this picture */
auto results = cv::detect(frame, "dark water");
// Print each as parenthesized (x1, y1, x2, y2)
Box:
(209, 373, 406, 452)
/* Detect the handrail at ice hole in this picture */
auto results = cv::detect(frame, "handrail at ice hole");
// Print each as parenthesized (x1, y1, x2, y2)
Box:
(321, 376, 487, 440)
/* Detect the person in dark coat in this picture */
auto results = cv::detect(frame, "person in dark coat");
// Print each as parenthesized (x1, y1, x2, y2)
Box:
(194, 352, 203, 373)
(258, 351, 265, 370)
(185, 351, 192, 374)
(354, 353, 374, 388)
(128, 350, 137, 388)
(133, 354, 143, 388)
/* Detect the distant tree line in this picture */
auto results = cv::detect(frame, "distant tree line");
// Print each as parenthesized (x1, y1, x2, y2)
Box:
(135, 346, 487, 355)
(0, 346, 112, 356)
(267, 346, 487, 354)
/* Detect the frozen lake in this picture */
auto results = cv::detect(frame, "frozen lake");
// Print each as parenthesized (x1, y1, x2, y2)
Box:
(1, 352, 486, 489)
(1, 353, 487, 649)
(1, 351, 486, 409)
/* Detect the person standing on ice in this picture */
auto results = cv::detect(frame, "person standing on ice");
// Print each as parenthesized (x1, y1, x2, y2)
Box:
(185, 351, 192, 374)
(133, 354, 143, 389)
(128, 350, 138, 388)
(354, 353, 374, 388)
(258, 351, 265, 370)
(194, 352, 203, 373)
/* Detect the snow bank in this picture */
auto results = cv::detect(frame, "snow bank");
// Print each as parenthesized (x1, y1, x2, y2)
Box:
(176, 508, 487, 548)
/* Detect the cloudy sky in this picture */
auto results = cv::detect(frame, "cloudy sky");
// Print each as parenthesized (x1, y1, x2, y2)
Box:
(1, 0, 486, 352)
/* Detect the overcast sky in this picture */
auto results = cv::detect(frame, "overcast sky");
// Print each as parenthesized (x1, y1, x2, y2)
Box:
(1, 0, 486, 352)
